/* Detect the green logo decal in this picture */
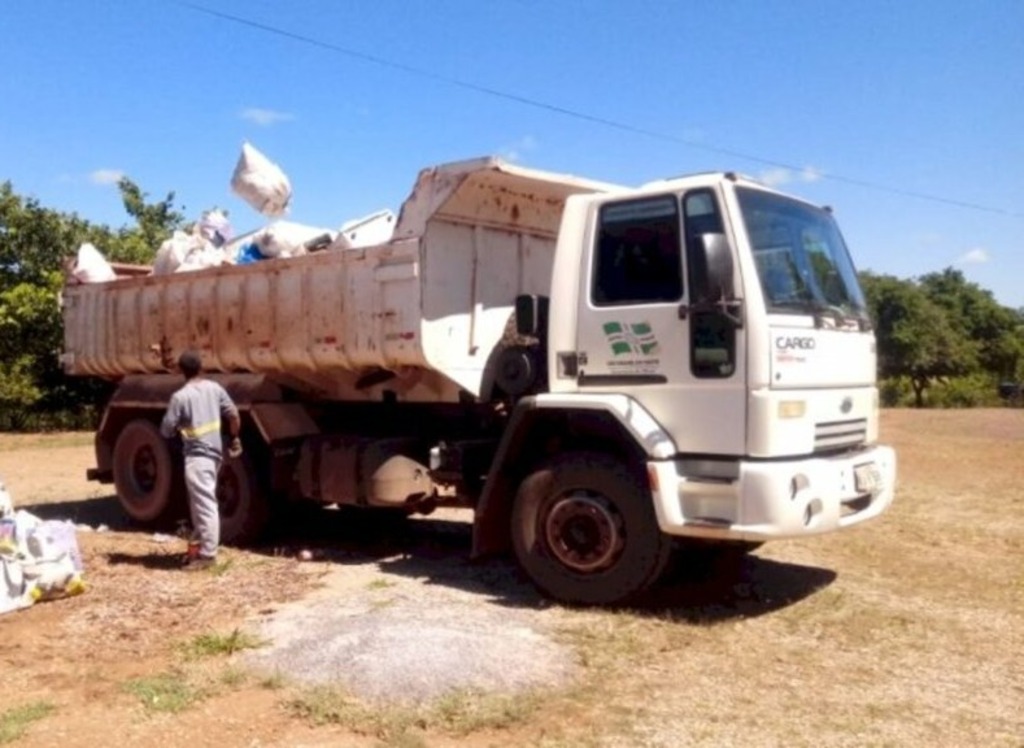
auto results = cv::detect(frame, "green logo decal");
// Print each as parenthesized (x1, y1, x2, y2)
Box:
(602, 321, 660, 356)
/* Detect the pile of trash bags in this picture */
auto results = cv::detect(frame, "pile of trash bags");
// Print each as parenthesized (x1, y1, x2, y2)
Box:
(69, 142, 396, 283)
(0, 478, 85, 616)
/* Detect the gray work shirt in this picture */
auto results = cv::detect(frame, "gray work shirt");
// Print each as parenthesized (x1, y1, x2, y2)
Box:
(160, 378, 239, 460)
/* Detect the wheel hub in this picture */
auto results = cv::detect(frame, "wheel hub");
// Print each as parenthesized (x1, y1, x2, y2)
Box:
(543, 492, 624, 573)
(130, 446, 158, 494)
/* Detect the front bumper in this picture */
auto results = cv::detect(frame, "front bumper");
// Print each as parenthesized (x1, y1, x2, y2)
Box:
(648, 445, 896, 541)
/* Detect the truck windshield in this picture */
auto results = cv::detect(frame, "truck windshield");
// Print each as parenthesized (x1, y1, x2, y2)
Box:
(736, 186, 868, 324)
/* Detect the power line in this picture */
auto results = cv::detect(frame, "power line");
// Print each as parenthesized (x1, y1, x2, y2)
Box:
(173, 1, 1021, 219)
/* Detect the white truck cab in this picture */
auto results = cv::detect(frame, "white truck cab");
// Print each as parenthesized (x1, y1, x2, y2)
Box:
(485, 171, 895, 602)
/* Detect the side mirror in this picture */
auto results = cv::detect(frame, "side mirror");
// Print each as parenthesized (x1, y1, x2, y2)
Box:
(514, 294, 549, 337)
(697, 233, 735, 302)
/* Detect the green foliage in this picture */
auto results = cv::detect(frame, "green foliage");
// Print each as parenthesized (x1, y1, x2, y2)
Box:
(0, 179, 181, 430)
(927, 374, 1004, 409)
(116, 177, 185, 257)
(180, 628, 265, 660)
(862, 269, 1024, 407)
(122, 672, 201, 714)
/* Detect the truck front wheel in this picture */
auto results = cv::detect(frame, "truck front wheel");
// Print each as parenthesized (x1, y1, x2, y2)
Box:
(112, 419, 183, 524)
(511, 452, 671, 606)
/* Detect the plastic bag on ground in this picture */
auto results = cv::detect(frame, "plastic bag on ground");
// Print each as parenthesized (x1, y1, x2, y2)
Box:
(71, 243, 117, 283)
(231, 142, 292, 217)
(0, 478, 12, 519)
(0, 555, 29, 615)
(0, 510, 85, 612)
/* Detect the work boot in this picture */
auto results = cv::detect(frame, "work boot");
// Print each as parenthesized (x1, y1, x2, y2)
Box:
(182, 556, 216, 572)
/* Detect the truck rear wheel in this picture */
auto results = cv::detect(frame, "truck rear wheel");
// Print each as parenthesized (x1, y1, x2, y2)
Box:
(112, 419, 183, 524)
(511, 452, 671, 606)
(217, 452, 270, 545)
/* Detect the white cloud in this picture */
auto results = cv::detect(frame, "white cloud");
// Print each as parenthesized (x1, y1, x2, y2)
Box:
(240, 107, 295, 126)
(956, 247, 990, 265)
(501, 135, 538, 163)
(799, 166, 823, 183)
(758, 165, 823, 187)
(758, 168, 792, 187)
(89, 169, 124, 186)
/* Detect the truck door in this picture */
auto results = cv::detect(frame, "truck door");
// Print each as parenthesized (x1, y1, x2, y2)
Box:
(575, 190, 746, 455)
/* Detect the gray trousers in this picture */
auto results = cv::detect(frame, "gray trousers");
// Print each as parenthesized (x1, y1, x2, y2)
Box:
(184, 455, 221, 558)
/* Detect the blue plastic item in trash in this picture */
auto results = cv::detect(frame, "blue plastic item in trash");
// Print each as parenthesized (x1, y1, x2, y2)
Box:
(235, 242, 265, 265)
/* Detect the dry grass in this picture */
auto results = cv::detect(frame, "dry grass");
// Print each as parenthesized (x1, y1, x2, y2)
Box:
(0, 410, 1021, 747)
(0, 431, 93, 452)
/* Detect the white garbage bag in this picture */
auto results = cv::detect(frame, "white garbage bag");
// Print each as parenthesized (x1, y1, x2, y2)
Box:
(197, 209, 234, 247)
(153, 231, 200, 275)
(175, 241, 228, 273)
(71, 243, 117, 283)
(0, 478, 12, 519)
(0, 555, 29, 615)
(254, 221, 335, 259)
(231, 142, 292, 217)
(154, 231, 227, 275)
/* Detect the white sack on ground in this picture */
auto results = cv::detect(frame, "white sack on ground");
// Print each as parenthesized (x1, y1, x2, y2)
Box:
(71, 243, 117, 283)
(0, 478, 12, 519)
(231, 142, 292, 217)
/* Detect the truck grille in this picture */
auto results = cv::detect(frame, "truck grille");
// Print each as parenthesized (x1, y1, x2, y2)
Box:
(814, 419, 867, 452)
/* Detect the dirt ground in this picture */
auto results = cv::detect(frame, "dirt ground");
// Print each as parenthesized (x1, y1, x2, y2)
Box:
(0, 410, 1021, 747)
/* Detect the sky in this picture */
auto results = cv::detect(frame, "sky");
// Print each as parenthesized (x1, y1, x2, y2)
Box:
(1, 0, 1022, 307)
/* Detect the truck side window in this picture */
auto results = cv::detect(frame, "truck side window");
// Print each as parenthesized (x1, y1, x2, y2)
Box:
(592, 196, 682, 306)
(684, 190, 735, 379)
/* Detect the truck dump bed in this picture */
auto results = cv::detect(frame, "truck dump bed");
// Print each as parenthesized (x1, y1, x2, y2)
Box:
(62, 158, 619, 403)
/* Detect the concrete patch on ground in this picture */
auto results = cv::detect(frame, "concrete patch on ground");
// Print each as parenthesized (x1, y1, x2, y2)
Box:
(242, 563, 576, 705)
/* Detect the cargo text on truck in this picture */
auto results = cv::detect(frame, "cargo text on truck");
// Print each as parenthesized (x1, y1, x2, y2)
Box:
(61, 157, 896, 605)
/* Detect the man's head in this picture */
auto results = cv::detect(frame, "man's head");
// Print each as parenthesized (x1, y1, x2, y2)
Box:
(178, 350, 203, 380)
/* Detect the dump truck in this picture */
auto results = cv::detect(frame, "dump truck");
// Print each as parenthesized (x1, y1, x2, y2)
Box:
(62, 157, 896, 604)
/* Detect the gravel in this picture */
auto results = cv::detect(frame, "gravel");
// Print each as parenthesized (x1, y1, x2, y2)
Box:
(242, 559, 576, 705)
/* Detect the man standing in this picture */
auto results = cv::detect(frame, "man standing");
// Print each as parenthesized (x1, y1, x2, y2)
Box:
(160, 350, 242, 570)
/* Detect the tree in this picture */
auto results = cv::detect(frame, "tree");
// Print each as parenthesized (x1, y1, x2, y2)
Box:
(0, 179, 184, 429)
(860, 272, 977, 406)
(117, 177, 185, 255)
(919, 268, 1024, 381)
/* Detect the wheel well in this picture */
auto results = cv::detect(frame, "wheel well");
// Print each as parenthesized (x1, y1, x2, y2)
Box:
(472, 406, 649, 558)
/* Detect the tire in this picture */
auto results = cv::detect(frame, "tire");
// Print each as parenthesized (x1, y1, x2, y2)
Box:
(112, 419, 184, 524)
(511, 452, 671, 606)
(216, 452, 271, 545)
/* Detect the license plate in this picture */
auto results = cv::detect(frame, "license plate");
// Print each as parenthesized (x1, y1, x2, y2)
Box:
(854, 463, 882, 493)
